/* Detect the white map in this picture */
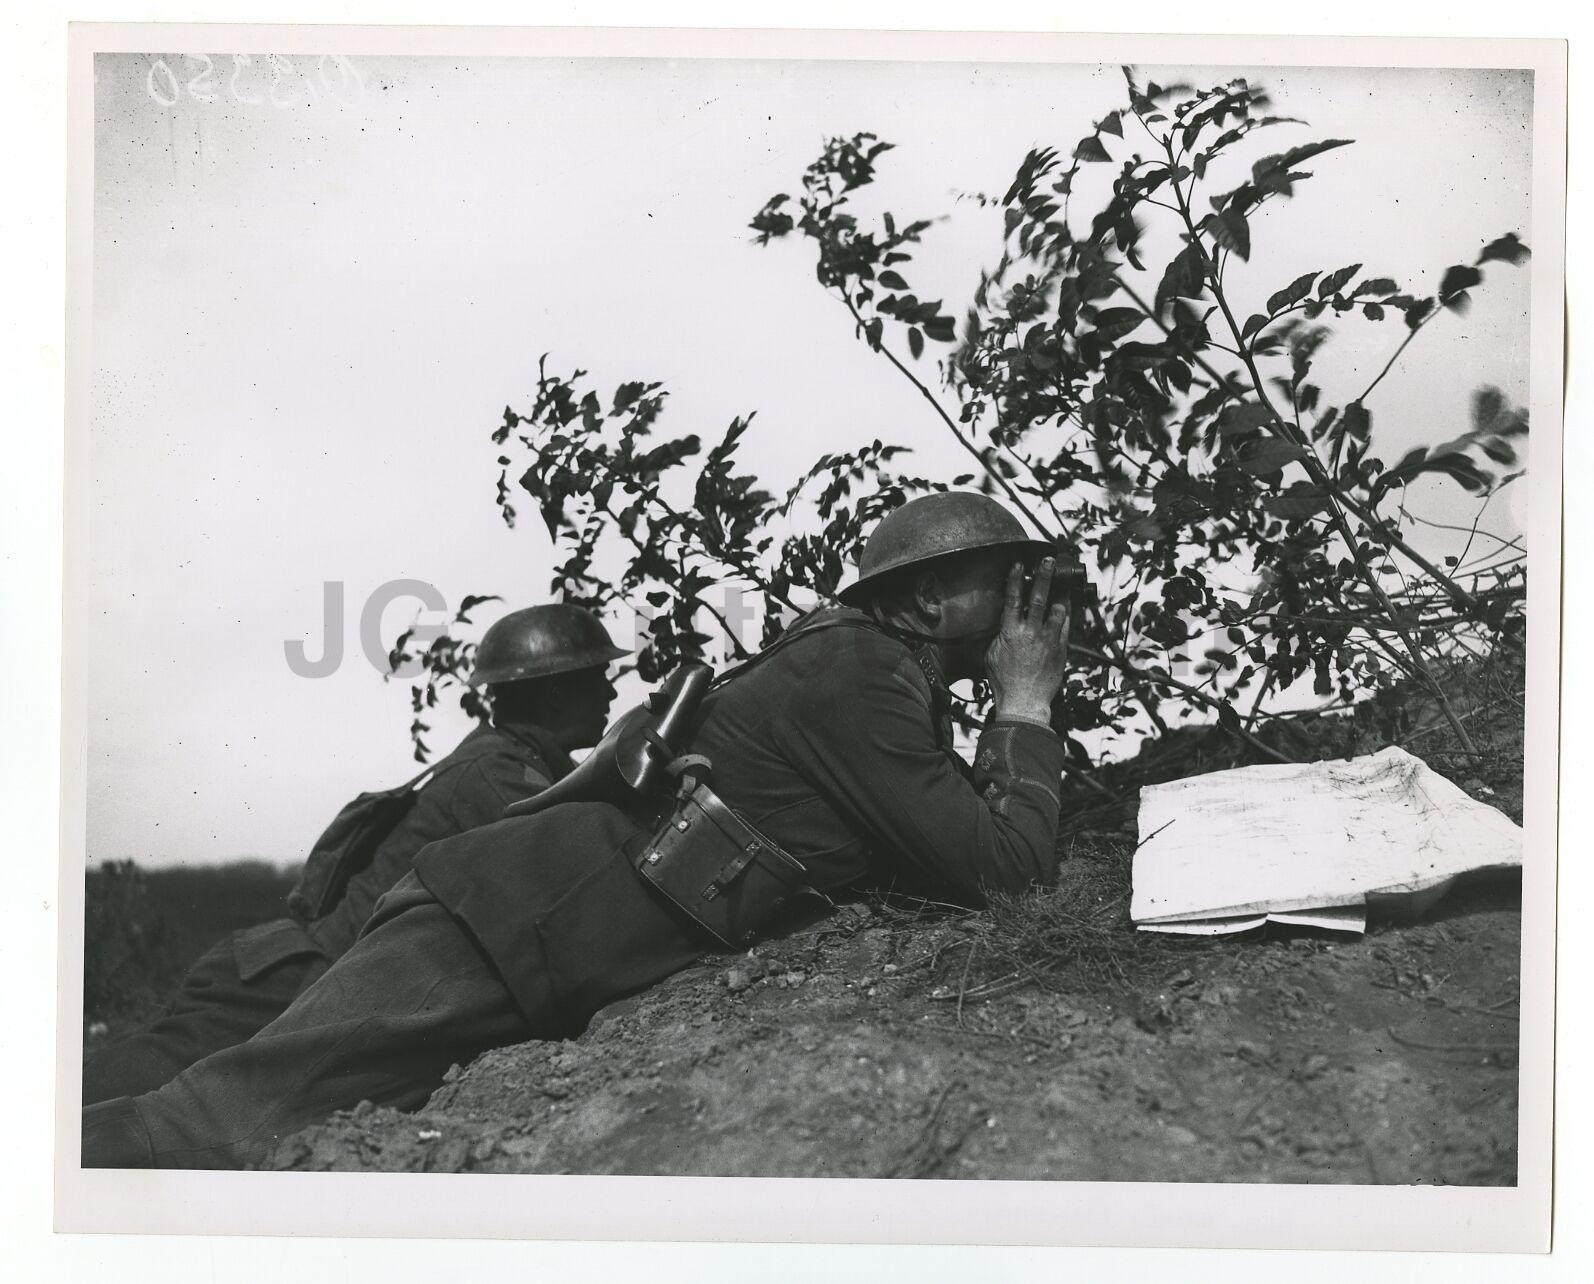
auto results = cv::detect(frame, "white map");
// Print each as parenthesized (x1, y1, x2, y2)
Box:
(1130, 745, 1521, 935)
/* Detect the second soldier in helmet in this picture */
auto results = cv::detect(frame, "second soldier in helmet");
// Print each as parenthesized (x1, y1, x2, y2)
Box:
(82, 604, 626, 1106)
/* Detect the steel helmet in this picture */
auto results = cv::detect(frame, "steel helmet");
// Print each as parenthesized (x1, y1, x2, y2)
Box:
(837, 491, 1056, 607)
(468, 604, 629, 686)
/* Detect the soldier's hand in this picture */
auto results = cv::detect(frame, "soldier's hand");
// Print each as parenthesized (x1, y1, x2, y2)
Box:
(985, 557, 1071, 726)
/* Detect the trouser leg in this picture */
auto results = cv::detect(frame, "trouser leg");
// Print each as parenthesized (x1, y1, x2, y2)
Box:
(82, 936, 327, 1105)
(81, 877, 532, 1171)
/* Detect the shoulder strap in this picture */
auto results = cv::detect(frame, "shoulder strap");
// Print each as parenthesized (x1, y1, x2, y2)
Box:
(709, 614, 890, 691)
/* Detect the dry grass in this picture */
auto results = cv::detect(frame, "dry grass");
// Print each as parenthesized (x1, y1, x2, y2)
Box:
(960, 836, 1197, 999)
(860, 835, 1199, 1008)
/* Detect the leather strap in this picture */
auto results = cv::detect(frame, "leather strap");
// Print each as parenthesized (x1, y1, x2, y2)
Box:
(689, 783, 807, 887)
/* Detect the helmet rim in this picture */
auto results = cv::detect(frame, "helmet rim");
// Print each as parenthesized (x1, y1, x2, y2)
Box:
(467, 604, 629, 686)
(835, 492, 1055, 606)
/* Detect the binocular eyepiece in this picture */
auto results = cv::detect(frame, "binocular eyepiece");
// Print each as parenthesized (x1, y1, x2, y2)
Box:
(1027, 550, 1096, 614)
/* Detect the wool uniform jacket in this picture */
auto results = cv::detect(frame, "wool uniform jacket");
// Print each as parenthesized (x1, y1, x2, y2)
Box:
(411, 609, 1068, 1035)
(305, 721, 574, 960)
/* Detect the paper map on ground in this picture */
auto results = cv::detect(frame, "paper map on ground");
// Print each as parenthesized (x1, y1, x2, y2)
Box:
(1130, 745, 1521, 936)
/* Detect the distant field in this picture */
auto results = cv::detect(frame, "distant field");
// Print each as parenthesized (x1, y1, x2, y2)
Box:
(83, 860, 300, 1027)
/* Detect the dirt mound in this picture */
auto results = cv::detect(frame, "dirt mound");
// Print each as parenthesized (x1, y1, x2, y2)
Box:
(264, 844, 1521, 1184)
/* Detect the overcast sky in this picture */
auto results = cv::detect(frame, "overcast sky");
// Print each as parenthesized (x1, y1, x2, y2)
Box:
(87, 52, 1534, 866)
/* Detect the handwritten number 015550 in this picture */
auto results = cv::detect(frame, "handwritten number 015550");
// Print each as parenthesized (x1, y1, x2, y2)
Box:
(145, 54, 364, 108)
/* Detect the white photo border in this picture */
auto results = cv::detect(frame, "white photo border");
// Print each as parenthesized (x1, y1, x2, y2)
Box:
(54, 21, 1567, 1252)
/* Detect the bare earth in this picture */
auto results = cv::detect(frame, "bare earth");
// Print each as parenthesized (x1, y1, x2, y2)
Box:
(263, 868, 1519, 1183)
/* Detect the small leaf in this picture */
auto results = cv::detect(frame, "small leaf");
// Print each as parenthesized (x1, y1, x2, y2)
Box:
(1267, 271, 1319, 314)
(1210, 208, 1251, 261)
(1317, 263, 1362, 299)
(453, 593, 503, 623)
(1342, 401, 1371, 443)
(907, 327, 924, 359)
(1480, 437, 1519, 466)
(1361, 302, 1385, 320)
(878, 270, 909, 290)
(1238, 438, 1307, 477)
(1156, 242, 1207, 313)
(1216, 701, 1243, 735)
(1263, 484, 1330, 519)
(1241, 313, 1269, 340)
(1404, 297, 1435, 330)
(1089, 307, 1145, 341)
(1251, 138, 1353, 186)
(1477, 232, 1530, 266)
(1216, 402, 1276, 437)
(1073, 135, 1112, 163)
(1351, 277, 1398, 298)
(1439, 264, 1483, 307)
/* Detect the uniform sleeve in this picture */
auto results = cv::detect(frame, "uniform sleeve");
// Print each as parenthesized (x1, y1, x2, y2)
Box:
(775, 647, 1068, 906)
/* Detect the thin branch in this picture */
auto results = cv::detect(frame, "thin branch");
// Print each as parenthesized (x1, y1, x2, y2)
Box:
(1242, 668, 1278, 734)
(1400, 505, 1521, 553)
(1072, 644, 1293, 764)
(1353, 323, 1426, 407)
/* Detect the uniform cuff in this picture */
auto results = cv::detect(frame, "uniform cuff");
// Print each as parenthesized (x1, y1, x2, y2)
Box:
(987, 715, 1060, 735)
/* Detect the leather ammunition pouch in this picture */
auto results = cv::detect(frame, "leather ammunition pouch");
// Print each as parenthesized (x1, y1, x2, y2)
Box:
(635, 775, 814, 949)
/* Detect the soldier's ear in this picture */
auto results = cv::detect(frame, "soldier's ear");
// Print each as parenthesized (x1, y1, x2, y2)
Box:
(913, 568, 946, 621)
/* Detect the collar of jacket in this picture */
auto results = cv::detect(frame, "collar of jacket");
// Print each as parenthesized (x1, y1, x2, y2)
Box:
(490, 720, 575, 779)
(906, 642, 957, 750)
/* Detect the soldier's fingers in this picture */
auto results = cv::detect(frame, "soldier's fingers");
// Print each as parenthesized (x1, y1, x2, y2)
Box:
(1028, 556, 1055, 618)
(1003, 561, 1025, 625)
(1048, 599, 1072, 647)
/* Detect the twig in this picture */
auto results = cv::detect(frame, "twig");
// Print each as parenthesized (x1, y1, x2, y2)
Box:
(1242, 669, 1278, 734)
(956, 938, 979, 1028)
(1059, 760, 1123, 805)
(1133, 818, 1176, 852)
(1396, 693, 1524, 748)
(885, 1080, 973, 1179)
(1384, 1025, 1517, 1055)
(1353, 325, 1425, 407)
(1073, 644, 1294, 765)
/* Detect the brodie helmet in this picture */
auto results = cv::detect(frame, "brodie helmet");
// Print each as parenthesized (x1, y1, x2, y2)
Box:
(468, 604, 628, 686)
(836, 491, 1057, 607)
